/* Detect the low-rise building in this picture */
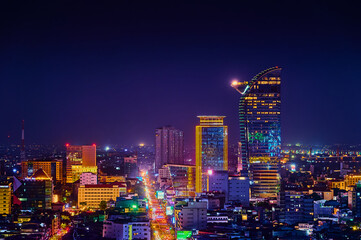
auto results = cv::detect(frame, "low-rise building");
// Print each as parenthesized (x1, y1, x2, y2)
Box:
(175, 200, 207, 230)
(0, 182, 12, 215)
(207, 214, 228, 224)
(98, 175, 126, 184)
(103, 217, 150, 240)
(78, 183, 127, 209)
(80, 172, 97, 185)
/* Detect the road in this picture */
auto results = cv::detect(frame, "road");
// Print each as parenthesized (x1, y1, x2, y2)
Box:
(143, 172, 175, 240)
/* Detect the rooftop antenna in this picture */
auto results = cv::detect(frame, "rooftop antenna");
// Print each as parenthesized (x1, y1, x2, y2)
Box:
(20, 120, 26, 162)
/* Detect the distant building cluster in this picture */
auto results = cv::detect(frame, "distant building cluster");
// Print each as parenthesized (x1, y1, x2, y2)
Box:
(2, 67, 361, 239)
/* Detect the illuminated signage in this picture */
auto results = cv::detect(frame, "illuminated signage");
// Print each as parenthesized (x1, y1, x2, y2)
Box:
(166, 206, 173, 215)
(156, 191, 164, 199)
(177, 231, 192, 239)
(290, 164, 296, 172)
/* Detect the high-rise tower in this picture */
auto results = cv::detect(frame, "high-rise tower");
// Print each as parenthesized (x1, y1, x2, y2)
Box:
(195, 116, 228, 193)
(232, 67, 281, 198)
(155, 126, 184, 172)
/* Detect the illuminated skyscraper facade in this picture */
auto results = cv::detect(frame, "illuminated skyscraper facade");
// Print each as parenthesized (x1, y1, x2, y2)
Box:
(232, 67, 281, 198)
(155, 126, 184, 171)
(195, 116, 228, 193)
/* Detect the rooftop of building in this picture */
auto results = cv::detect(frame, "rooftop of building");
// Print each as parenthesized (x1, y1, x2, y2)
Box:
(81, 182, 127, 188)
(22, 158, 63, 162)
(28, 168, 51, 180)
(105, 216, 149, 224)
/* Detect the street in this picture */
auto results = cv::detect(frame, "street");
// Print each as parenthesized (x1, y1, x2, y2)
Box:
(143, 172, 175, 240)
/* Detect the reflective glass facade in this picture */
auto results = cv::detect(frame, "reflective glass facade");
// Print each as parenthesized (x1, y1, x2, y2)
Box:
(232, 67, 281, 198)
(195, 116, 228, 193)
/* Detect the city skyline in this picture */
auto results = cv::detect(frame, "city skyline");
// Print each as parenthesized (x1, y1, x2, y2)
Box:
(2, 2, 361, 239)
(1, 2, 361, 146)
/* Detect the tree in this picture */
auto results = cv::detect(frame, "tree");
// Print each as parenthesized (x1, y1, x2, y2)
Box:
(80, 202, 87, 207)
(99, 201, 107, 211)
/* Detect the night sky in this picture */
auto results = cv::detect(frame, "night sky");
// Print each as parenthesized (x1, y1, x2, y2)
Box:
(1, 1, 361, 146)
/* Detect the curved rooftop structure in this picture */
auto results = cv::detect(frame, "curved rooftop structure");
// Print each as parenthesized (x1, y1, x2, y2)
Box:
(231, 66, 282, 95)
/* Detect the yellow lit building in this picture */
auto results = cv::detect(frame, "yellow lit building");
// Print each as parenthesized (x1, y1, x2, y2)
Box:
(345, 174, 361, 189)
(66, 144, 97, 183)
(0, 183, 12, 215)
(71, 165, 98, 183)
(98, 175, 126, 183)
(21, 159, 63, 183)
(78, 183, 127, 209)
(330, 174, 361, 191)
(195, 116, 228, 193)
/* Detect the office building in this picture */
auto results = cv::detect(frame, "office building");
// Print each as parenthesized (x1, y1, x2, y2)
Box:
(208, 171, 250, 205)
(279, 189, 314, 225)
(18, 169, 53, 210)
(21, 159, 63, 183)
(195, 116, 228, 193)
(124, 156, 138, 178)
(208, 170, 228, 200)
(0, 182, 12, 215)
(232, 67, 281, 198)
(352, 181, 361, 218)
(80, 172, 97, 185)
(163, 164, 196, 197)
(78, 183, 127, 209)
(103, 217, 151, 240)
(314, 200, 335, 218)
(82, 145, 96, 167)
(175, 200, 207, 230)
(155, 126, 184, 171)
(228, 176, 250, 206)
(66, 144, 97, 183)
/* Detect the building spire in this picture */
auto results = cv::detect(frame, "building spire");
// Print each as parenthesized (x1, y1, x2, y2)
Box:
(20, 120, 26, 162)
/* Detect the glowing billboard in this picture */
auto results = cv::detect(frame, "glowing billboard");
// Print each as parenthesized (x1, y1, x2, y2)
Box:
(166, 206, 173, 215)
(156, 191, 164, 199)
(177, 230, 192, 239)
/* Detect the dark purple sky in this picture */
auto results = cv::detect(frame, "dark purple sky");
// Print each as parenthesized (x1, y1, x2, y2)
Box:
(1, 1, 361, 147)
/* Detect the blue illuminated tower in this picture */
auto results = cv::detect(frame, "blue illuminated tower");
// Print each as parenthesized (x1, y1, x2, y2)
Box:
(232, 67, 281, 198)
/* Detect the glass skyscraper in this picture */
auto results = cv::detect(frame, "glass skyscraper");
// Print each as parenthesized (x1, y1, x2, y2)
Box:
(195, 116, 228, 193)
(232, 66, 281, 198)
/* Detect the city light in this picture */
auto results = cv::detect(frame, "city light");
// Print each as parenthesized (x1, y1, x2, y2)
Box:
(231, 80, 239, 86)
(2, 3, 359, 239)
